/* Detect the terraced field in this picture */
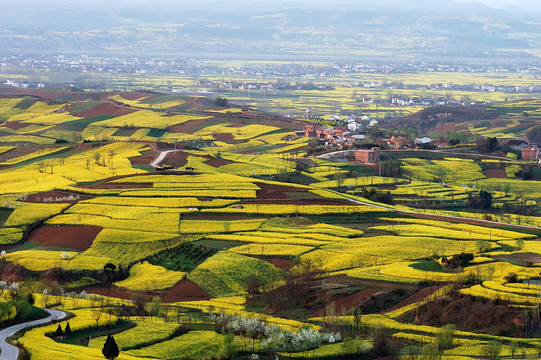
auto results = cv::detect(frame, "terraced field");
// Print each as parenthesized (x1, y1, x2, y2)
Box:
(0, 90, 540, 360)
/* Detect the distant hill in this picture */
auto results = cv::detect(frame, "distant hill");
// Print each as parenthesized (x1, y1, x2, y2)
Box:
(389, 105, 498, 131)
(0, 1, 540, 61)
(384, 102, 541, 139)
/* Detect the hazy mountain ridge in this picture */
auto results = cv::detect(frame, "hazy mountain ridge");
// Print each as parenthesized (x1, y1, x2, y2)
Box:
(0, 1, 540, 61)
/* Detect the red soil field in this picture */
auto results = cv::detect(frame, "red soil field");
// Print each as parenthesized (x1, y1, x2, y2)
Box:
(308, 288, 382, 318)
(160, 151, 234, 168)
(381, 285, 445, 315)
(257, 183, 308, 194)
(167, 119, 207, 134)
(80, 182, 153, 190)
(162, 279, 210, 303)
(162, 152, 189, 167)
(72, 102, 136, 118)
(182, 214, 259, 220)
(3, 121, 29, 130)
(493, 252, 541, 265)
(245, 198, 351, 205)
(206, 157, 235, 168)
(89, 279, 210, 303)
(28, 225, 102, 251)
(485, 168, 507, 179)
(129, 155, 156, 166)
(118, 93, 151, 101)
(22, 191, 90, 204)
(213, 133, 235, 143)
(260, 258, 296, 270)
(87, 286, 146, 301)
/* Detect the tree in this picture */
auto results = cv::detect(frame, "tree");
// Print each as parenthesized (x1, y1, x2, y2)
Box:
(246, 274, 263, 298)
(104, 262, 117, 283)
(102, 335, 120, 360)
(93, 152, 101, 165)
(223, 333, 238, 359)
(334, 172, 346, 188)
(148, 296, 162, 321)
(107, 149, 116, 169)
(467, 190, 492, 210)
(53, 324, 64, 338)
(64, 322, 72, 338)
(422, 343, 441, 360)
(214, 97, 228, 107)
(476, 240, 491, 253)
(509, 341, 519, 359)
(479, 137, 499, 153)
(90, 297, 105, 328)
(481, 340, 501, 360)
(353, 307, 362, 334)
(436, 324, 455, 351)
(340, 336, 356, 356)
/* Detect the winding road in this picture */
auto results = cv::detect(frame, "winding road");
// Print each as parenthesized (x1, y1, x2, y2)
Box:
(0, 309, 66, 360)
(150, 149, 183, 168)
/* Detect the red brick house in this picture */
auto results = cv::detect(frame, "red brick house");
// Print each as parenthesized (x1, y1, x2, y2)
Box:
(355, 147, 380, 163)
(522, 145, 540, 161)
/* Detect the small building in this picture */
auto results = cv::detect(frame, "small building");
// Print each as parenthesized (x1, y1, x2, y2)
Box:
(522, 145, 540, 161)
(507, 139, 528, 150)
(415, 136, 433, 145)
(355, 147, 380, 163)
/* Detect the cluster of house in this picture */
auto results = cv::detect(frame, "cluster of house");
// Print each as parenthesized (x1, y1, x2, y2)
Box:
(424, 83, 541, 93)
(197, 80, 334, 92)
(298, 121, 445, 159)
(391, 96, 465, 106)
(508, 140, 541, 162)
(4, 80, 45, 89)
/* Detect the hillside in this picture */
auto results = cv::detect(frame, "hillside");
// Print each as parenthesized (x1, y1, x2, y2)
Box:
(1, 1, 541, 61)
(385, 101, 541, 140)
(0, 89, 541, 359)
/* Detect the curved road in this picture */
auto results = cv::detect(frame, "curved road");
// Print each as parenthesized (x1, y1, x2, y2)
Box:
(0, 309, 66, 360)
(150, 149, 184, 168)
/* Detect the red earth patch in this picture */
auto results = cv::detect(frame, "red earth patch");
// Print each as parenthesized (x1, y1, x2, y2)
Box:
(72, 102, 136, 118)
(80, 182, 153, 190)
(162, 279, 210, 303)
(206, 157, 235, 168)
(118, 93, 152, 101)
(308, 288, 382, 318)
(129, 155, 157, 166)
(213, 133, 235, 143)
(167, 119, 207, 134)
(260, 258, 296, 271)
(3, 121, 29, 130)
(28, 225, 102, 251)
(22, 191, 90, 204)
(485, 168, 507, 179)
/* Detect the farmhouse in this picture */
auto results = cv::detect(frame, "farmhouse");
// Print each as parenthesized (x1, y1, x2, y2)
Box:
(522, 145, 540, 161)
(355, 147, 380, 163)
(506, 139, 528, 150)
(415, 136, 432, 145)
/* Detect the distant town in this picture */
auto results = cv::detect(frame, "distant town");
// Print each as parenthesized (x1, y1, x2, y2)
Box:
(1, 54, 541, 96)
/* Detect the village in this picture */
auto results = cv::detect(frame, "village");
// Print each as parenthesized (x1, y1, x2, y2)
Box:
(295, 116, 541, 165)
